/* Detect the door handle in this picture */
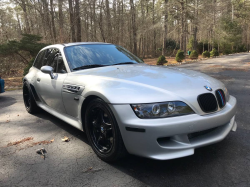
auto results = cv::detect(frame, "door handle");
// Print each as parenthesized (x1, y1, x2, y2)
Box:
(37, 78, 41, 82)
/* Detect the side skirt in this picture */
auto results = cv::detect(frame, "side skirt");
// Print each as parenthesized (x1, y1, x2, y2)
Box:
(37, 102, 84, 131)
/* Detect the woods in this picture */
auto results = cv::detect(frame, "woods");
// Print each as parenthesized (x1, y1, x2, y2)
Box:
(0, 0, 250, 64)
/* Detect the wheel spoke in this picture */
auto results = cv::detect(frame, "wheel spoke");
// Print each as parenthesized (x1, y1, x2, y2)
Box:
(97, 135, 102, 144)
(89, 106, 114, 153)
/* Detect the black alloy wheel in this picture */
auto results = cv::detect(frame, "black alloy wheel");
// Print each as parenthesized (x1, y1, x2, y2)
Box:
(23, 81, 39, 114)
(89, 107, 114, 153)
(23, 83, 31, 109)
(85, 98, 127, 162)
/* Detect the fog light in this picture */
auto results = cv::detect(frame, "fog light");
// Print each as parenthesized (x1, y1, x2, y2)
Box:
(152, 104, 160, 115)
(168, 102, 175, 112)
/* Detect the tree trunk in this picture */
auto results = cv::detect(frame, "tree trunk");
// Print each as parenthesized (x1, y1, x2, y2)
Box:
(20, 0, 31, 34)
(16, 13, 22, 35)
(141, 0, 145, 58)
(42, 0, 53, 41)
(113, 0, 117, 44)
(75, 0, 81, 42)
(93, 0, 97, 40)
(152, 0, 156, 57)
(162, 0, 168, 56)
(99, 0, 106, 42)
(193, 0, 198, 50)
(105, 0, 112, 42)
(68, 0, 76, 42)
(58, 0, 64, 42)
(50, 0, 56, 43)
(130, 0, 137, 55)
(180, 1, 184, 52)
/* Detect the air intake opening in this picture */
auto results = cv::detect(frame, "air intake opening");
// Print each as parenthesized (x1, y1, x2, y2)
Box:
(198, 93, 218, 113)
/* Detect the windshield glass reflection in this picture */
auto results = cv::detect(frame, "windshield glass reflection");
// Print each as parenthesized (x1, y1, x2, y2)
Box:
(64, 44, 144, 70)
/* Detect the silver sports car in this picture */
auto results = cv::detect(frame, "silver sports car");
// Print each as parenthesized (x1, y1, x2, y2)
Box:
(23, 42, 237, 162)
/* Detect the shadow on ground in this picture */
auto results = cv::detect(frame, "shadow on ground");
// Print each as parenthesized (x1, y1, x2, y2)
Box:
(0, 96, 17, 108)
(33, 109, 88, 144)
(31, 107, 248, 187)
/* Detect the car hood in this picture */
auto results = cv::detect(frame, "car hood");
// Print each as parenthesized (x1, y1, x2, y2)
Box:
(67, 64, 225, 108)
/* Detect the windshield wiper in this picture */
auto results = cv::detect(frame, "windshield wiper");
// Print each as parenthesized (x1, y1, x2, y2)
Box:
(73, 64, 107, 71)
(111, 62, 136, 66)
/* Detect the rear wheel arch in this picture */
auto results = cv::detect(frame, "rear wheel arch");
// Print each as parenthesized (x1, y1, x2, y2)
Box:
(23, 78, 28, 83)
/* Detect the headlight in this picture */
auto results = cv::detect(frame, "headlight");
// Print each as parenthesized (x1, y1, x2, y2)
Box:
(223, 87, 230, 102)
(131, 101, 194, 119)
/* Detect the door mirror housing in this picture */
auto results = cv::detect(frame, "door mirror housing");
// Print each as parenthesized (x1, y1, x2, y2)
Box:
(41, 66, 55, 79)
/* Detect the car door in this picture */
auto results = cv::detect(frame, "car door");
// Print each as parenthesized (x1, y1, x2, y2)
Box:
(35, 48, 68, 114)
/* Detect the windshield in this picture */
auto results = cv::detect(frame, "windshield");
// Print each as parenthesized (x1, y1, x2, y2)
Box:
(64, 44, 144, 71)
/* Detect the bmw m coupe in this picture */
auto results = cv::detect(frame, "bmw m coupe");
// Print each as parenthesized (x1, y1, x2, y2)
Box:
(23, 42, 237, 162)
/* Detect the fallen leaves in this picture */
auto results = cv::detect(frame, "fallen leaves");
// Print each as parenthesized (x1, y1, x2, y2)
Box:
(31, 140, 53, 146)
(7, 137, 33, 147)
(6, 137, 53, 148)
(61, 136, 70, 142)
(6, 136, 71, 151)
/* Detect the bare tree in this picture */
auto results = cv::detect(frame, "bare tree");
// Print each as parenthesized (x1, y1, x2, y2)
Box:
(130, 0, 137, 55)
(75, 0, 81, 42)
(58, 0, 64, 42)
(50, 0, 56, 42)
(68, 0, 76, 42)
(162, 0, 168, 56)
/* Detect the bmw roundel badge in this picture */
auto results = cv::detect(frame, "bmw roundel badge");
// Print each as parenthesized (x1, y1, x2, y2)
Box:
(204, 86, 212, 91)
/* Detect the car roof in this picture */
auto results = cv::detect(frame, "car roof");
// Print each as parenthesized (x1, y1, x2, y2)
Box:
(40, 42, 112, 52)
(62, 42, 111, 46)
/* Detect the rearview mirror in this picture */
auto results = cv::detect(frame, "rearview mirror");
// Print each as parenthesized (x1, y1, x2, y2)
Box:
(41, 66, 55, 79)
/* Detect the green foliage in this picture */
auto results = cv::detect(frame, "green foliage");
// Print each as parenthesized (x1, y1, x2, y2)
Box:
(220, 17, 242, 49)
(165, 39, 180, 50)
(187, 36, 194, 51)
(157, 55, 168, 65)
(202, 51, 210, 58)
(0, 34, 49, 76)
(238, 45, 247, 52)
(0, 40, 20, 56)
(189, 50, 198, 59)
(210, 48, 219, 57)
(223, 49, 231, 55)
(19, 34, 48, 57)
(0, 34, 48, 59)
(175, 50, 185, 62)
(23, 58, 35, 76)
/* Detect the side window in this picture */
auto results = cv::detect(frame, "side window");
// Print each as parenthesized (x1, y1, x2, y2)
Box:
(33, 50, 45, 69)
(55, 55, 67, 73)
(43, 48, 58, 70)
(42, 48, 67, 73)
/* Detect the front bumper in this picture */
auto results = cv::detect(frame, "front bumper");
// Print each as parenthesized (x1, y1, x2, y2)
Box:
(110, 96, 237, 160)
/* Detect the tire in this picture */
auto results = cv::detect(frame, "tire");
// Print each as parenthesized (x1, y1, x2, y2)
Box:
(85, 98, 127, 162)
(23, 81, 39, 114)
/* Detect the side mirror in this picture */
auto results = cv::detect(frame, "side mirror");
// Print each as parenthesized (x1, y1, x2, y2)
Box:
(41, 66, 55, 79)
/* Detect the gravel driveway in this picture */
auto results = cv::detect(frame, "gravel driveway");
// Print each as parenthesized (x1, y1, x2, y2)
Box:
(1, 53, 250, 187)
